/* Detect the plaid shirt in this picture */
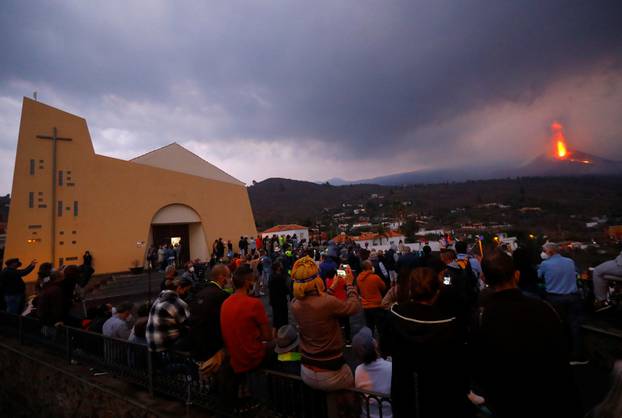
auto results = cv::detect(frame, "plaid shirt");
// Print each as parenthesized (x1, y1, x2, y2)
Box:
(146, 290, 190, 352)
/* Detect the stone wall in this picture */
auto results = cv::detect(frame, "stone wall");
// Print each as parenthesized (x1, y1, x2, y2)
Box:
(0, 340, 167, 418)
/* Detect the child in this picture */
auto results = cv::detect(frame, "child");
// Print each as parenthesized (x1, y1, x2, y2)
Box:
(352, 327, 393, 418)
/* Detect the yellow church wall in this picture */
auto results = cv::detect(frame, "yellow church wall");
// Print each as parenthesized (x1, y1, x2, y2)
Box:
(5, 98, 257, 283)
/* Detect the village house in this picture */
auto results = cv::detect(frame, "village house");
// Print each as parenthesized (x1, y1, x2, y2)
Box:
(261, 224, 310, 242)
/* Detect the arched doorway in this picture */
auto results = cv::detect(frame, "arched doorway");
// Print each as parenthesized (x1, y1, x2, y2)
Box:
(151, 204, 208, 264)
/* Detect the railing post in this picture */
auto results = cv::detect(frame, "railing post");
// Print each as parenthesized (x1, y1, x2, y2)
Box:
(147, 350, 154, 397)
(18, 315, 23, 345)
(65, 326, 72, 363)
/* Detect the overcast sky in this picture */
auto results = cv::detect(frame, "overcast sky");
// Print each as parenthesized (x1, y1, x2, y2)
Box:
(1, 0, 621, 193)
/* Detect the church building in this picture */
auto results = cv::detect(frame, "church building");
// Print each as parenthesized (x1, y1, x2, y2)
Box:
(4, 98, 257, 281)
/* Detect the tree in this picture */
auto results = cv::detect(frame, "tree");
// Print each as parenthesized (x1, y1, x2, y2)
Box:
(401, 218, 418, 241)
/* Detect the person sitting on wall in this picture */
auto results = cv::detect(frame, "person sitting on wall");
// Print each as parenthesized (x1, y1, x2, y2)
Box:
(103, 301, 134, 340)
(146, 278, 191, 353)
(290, 256, 361, 391)
(353, 327, 393, 418)
(591, 249, 622, 312)
(271, 325, 302, 375)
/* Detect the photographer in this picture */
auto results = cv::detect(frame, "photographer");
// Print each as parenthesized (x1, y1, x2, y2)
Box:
(291, 256, 361, 391)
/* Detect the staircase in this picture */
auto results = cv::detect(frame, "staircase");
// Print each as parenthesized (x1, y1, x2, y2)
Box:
(83, 271, 165, 306)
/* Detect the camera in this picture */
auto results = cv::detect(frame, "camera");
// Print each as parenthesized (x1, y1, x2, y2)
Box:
(336, 264, 349, 277)
(443, 273, 452, 286)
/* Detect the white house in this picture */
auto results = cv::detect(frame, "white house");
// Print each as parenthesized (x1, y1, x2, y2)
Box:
(262, 224, 309, 242)
(352, 231, 406, 250)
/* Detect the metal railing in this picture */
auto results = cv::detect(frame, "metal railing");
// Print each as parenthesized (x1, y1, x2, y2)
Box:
(0, 312, 392, 418)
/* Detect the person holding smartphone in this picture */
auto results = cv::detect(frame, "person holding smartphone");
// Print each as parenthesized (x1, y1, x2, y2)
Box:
(290, 256, 361, 391)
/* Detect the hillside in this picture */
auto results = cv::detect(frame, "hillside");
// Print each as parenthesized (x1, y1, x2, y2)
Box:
(248, 176, 622, 233)
(247, 178, 383, 227)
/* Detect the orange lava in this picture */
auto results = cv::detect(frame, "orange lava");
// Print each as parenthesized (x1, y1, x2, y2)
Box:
(557, 140, 567, 158)
(551, 121, 569, 159)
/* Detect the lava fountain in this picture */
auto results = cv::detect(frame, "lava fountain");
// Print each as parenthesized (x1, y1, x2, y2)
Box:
(551, 121, 568, 159)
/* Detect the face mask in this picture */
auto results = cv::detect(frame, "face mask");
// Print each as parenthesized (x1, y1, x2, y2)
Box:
(540, 251, 549, 260)
(189, 267, 195, 272)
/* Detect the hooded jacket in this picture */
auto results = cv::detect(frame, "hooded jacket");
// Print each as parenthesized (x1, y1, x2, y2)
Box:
(381, 302, 472, 418)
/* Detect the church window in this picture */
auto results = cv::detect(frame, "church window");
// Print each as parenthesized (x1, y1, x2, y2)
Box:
(29, 192, 34, 208)
(29, 159, 35, 175)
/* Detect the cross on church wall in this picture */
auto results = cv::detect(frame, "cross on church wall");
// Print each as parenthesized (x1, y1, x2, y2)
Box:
(36, 127, 72, 266)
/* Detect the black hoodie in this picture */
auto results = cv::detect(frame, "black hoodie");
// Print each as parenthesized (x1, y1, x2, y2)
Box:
(381, 302, 473, 418)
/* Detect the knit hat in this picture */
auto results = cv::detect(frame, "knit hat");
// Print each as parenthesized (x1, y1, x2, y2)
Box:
(291, 256, 324, 299)
(352, 327, 375, 362)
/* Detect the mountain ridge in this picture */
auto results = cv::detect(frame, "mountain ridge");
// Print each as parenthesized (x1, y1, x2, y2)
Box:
(322, 149, 622, 186)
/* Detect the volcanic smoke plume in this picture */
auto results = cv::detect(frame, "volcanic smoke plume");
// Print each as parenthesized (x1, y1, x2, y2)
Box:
(517, 122, 622, 177)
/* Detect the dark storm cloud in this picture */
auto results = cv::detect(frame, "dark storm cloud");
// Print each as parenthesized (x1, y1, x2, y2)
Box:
(0, 0, 621, 165)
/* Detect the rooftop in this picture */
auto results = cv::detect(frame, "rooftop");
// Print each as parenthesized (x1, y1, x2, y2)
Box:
(131, 142, 244, 186)
(263, 224, 308, 234)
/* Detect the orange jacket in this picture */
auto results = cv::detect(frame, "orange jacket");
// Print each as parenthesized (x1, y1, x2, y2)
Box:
(356, 270, 386, 309)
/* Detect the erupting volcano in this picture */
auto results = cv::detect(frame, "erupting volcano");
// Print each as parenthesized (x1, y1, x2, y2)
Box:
(549, 121, 593, 164)
(323, 121, 622, 186)
(519, 121, 621, 177)
(552, 121, 568, 159)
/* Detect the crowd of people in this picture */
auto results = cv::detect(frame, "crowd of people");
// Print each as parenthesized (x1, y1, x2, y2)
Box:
(1, 235, 622, 418)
